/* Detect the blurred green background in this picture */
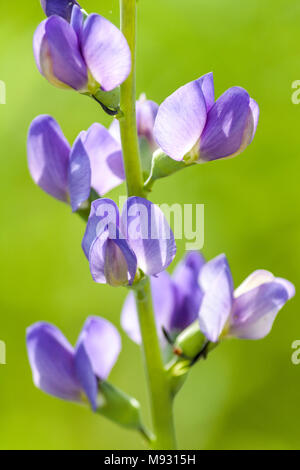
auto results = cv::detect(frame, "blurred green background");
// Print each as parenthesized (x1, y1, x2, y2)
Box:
(0, 0, 299, 450)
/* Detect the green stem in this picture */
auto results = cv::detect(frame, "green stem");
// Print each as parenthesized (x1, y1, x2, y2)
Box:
(119, 0, 176, 449)
(119, 0, 145, 198)
(135, 280, 177, 449)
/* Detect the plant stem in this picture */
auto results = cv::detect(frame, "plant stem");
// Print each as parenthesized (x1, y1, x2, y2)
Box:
(119, 0, 177, 449)
(135, 280, 177, 449)
(119, 0, 145, 198)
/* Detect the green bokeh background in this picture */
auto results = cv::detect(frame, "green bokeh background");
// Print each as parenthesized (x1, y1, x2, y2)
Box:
(0, 0, 299, 450)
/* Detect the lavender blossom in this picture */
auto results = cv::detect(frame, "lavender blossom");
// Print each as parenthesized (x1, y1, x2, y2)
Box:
(154, 72, 259, 163)
(34, 6, 131, 93)
(82, 197, 176, 287)
(27, 115, 125, 212)
(26, 317, 121, 411)
(198, 254, 295, 343)
(121, 252, 205, 344)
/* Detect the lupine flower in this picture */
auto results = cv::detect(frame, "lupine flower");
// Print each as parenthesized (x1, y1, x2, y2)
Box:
(82, 197, 176, 287)
(26, 317, 121, 411)
(110, 94, 159, 151)
(198, 254, 295, 343)
(154, 72, 259, 163)
(121, 252, 205, 344)
(34, 5, 131, 93)
(27, 115, 125, 212)
(40, 0, 81, 21)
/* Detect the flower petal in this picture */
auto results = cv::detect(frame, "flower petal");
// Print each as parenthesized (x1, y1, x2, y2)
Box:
(82, 123, 125, 196)
(33, 20, 47, 73)
(171, 252, 205, 331)
(231, 281, 292, 339)
(109, 119, 121, 143)
(121, 197, 176, 276)
(199, 87, 252, 161)
(136, 96, 159, 150)
(82, 198, 120, 258)
(276, 278, 295, 299)
(27, 115, 70, 202)
(40, 16, 88, 91)
(74, 340, 98, 411)
(68, 135, 91, 212)
(198, 254, 234, 342)
(89, 227, 137, 286)
(70, 4, 84, 38)
(26, 322, 81, 402)
(82, 14, 131, 91)
(234, 270, 276, 297)
(197, 72, 215, 112)
(76, 316, 121, 380)
(40, 0, 80, 21)
(121, 271, 176, 344)
(249, 98, 259, 142)
(74, 317, 121, 411)
(154, 78, 208, 161)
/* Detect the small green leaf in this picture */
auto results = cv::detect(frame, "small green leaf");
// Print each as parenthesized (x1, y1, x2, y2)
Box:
(94, 87, 120, 110)
(97, 381, 145, 432)
(144, 149, 193, 191)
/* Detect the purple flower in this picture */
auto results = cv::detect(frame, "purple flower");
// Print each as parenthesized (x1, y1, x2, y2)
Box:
(198, 254, 295, 343)
(121, 252, 205, 344)
(110, 94, 159, 151)
(40, 0, 81, 21)
(82, 197, 176, 287)
(154, 72, 259, 162)
(34, 6, 131, 93)
(27, 115, 125, 212)
(26, 316, 121, 411)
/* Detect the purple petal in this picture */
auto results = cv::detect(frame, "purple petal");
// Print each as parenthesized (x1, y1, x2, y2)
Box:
(249, 98, 259, 142)
(39, 16, 88, 91)
(171, 252, 205, 331)
(82, 14, 131, 91)
(231, 281, 292, 340)
(136, 96, 159, 150)
(70, 4, 84, 38)
(197, 72, 215, 112)
(81, 123, 125, 196)
(74, 340, 98, 411)
(26, 322, 82, 403)
(27, 115, 70, 202)
(154, 79, 208, 160)
(68, 135, 91, 212)
(40, 0, 80, 21)
(276, 278, 295, 299)
(121, 271, 176, 344)
(199, 87, 252, 161)
(234, 270, 275, 297)
(76, 316, 121, 380)
(121, 197, 176, 276)
(109, 119, 121, 143)
(89, 226, 137, 286)
(33, 20, 47, 73)
(198, 254, 234, 342)
(82, 198, 120, 258)
(234, 270, 295, 300)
